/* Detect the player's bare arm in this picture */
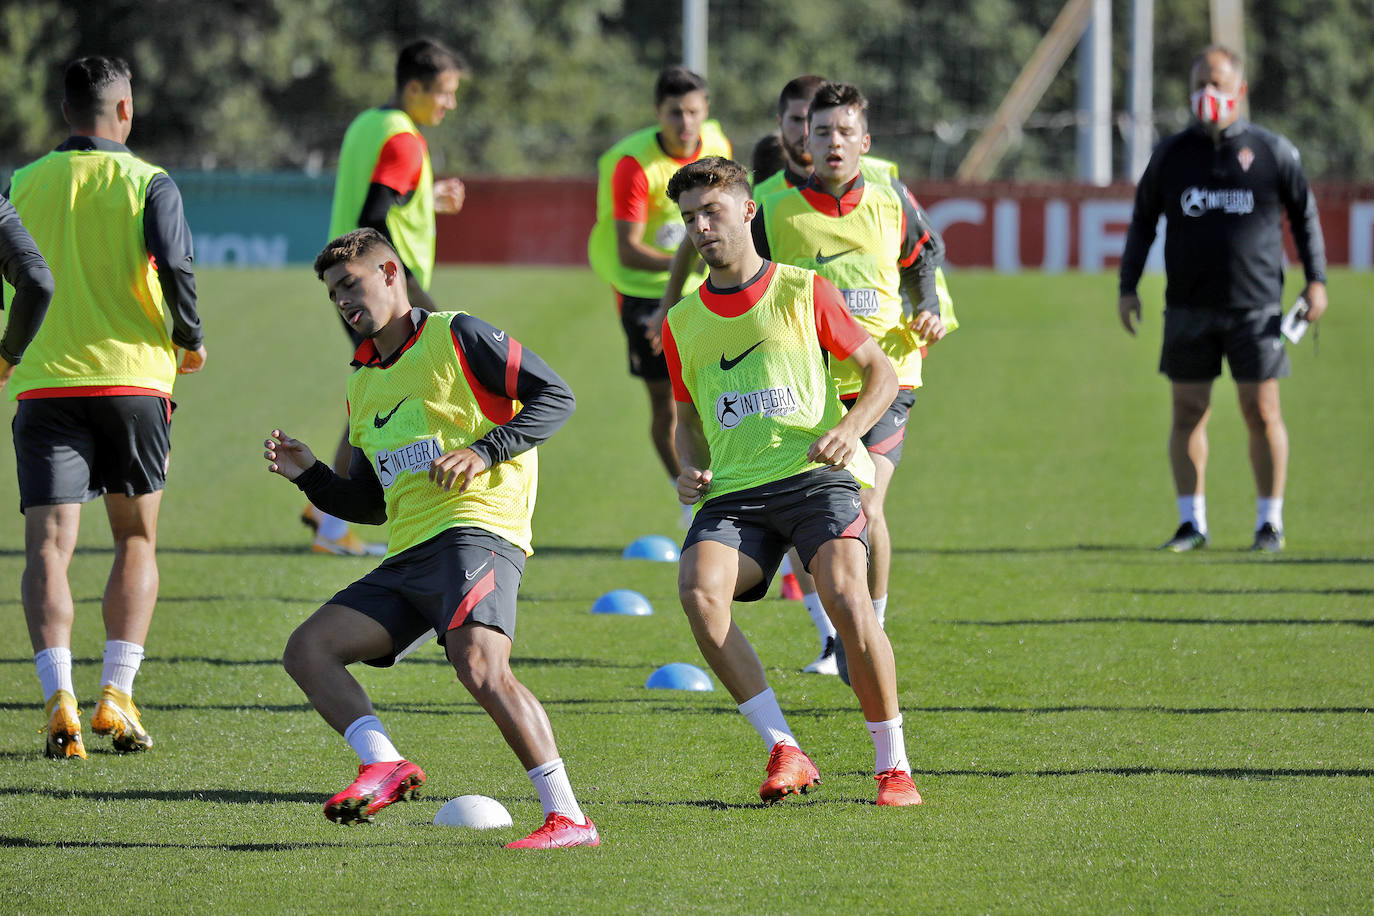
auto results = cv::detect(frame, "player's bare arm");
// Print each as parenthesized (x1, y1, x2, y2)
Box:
(614, 219, 675, 273)
(674, 400, 713, 504)
(264, 429, 317, 481)
(429, 447, 488, 492)
(1118, 292, 1143, 335)
(648, 240, 703, 353)
(809, 338, 897, 468)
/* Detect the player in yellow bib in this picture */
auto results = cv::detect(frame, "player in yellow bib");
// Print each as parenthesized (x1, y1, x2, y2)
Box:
(588, 67, 731, 525)
(662, 157, 924, 807)
(307, 39, 470, 558)
(264, 229, 598, 849)
(757, 82, 951, 683)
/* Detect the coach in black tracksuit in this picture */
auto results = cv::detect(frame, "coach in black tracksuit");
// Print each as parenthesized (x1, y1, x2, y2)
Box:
(1117, 44, 1327, 554)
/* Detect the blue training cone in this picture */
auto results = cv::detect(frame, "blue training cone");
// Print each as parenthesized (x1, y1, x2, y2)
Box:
(622, 535, 680, 562)
(591, 589, 654, 616)
(645, 662, 713, 691)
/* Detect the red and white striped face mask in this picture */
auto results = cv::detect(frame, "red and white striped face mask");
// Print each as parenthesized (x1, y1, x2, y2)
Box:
(1190, 86, 1239, 125)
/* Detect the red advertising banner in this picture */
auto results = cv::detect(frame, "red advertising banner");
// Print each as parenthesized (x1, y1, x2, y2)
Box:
(435, 178, 1374, 270)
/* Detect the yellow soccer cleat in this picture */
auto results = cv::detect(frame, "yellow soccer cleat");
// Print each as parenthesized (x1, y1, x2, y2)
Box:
(91, 685, 153, 752)
(43, 690, 86, 760)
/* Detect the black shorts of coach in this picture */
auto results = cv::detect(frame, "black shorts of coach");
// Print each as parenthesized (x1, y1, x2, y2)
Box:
(12, 394, 172, 512)
(328, 526, 527, 667)
(617, 293, 670, 381)
(1159, 305, 1290, 382)
(683, 467, 870, 603)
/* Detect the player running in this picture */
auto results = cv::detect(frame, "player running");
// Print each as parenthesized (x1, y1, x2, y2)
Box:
(662, 157, 923, 807)
(755, 82, 949, 683)
(266, 229, 598, 849)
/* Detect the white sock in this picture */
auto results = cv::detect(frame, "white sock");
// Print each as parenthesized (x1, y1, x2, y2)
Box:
(343, 715, 404, 765)
(737, 687, 797, 751)
(1257, 497, 1283, 531)
(35, 648, 75, 704)
(802, 592, 837, 646)
(316, 511, 349, 541)
(780, 554, 793, 576)
(101, 640, 145, 695)
(872, 595, 888, 629)
(866, 714, 910, 775)
(527, 757, 586, 823)
(1177, 494, 1207, 534)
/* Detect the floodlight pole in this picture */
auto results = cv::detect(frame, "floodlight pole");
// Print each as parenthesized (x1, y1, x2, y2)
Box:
(684, 0, 708, 76)
(1127, 0, 1155, 181)
(1076, 0, 1112, 186)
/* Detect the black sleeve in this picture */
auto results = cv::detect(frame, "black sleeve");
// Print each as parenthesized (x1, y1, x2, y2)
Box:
(143, 175, 203, 350)
(291, 452, 388, 525)
(751, 206, 772, 260)
(1271, 135, 1328, 285)
(449, 313, 576, 466)
(1119, 144, 1165, 295)
(0, 195, 55, 365)
(357, 183, 418, 279)
(893, 178, 942, 317)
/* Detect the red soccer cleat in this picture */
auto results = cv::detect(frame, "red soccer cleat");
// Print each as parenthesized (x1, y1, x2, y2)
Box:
(323, 760, 425, 824)
(874, 768, 924, 806)
(505, 812, 601, 849)
(759, 741, 820, 803)
(779, 572, 803, 601)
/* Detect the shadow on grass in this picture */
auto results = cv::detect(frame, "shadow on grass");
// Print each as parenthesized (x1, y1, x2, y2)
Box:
(902, 766, 1374, 779)
(619, 797, 812, 810)
(1093, 587, 1374, 597)
(0, 834, 413, 852)
(0, 785, 322, 804)
(948, 616, 1374, 627)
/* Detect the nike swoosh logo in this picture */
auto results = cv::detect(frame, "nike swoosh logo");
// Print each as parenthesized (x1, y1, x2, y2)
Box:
(739, 504, 765, 510)
(720, 340, 766, 371)
(464, 557, 491, 581)
(815, 247, 860, 264)
(894, 416, 907, 427)
(373, 396, 410, 429)
(493, 330, 506, 342)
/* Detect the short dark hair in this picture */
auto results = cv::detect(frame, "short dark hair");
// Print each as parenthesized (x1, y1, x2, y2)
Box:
(777, 74, 826, 117)
(396, 39, 467, 91)
(1192, 44, 1244, 79)
(666, 156, 750, 203)
(314, 228, 399, 279)
(654, 66, 707, 107)
(751, 134, 785, 184)
(809, 81, 869, 128)
(63, 56, 132, 125)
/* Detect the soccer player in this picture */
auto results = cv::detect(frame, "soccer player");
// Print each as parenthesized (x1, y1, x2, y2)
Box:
(308, 38, 469, 557)
(755, 82, 948, 682)
(266, 228, 598, 849)
(1118, 45, 1327, 552)
(588, 66, 731, 522)
(662, 157, 923, 807)
(6, 56, 207, 759)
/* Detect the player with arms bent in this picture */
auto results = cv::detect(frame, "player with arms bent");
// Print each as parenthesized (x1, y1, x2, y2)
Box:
(662, 157, 923, 806)
(266, 229, 597, 849)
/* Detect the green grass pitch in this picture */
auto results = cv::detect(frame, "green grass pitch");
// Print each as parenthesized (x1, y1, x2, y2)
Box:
(1, 266, 1371, 913)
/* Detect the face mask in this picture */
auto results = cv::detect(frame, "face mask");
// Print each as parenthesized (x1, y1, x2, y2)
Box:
(1190, 86, 1239, 125)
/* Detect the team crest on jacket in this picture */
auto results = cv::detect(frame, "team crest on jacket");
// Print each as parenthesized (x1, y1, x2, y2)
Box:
(1237, 147, 1254, 172)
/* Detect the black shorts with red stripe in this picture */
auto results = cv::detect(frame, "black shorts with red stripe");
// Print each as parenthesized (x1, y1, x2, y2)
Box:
(328, 526, 526, 667)
(843, 389, 916, 467)
(683, 467, 869, 602)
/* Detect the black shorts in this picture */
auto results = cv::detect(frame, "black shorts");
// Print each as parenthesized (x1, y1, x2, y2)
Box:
(683, 468, 868, 602)
(618, 293, 669, 381)
(842, 389, 916, 467)
(13, 395, 172, 512)
(1159, 306, 1290, 382)
(328, 527, 526, 667)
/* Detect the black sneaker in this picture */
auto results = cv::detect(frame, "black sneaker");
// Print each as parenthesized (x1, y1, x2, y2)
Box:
(1161, 521, 1208, 552)
(1251, 522, 1285, 553)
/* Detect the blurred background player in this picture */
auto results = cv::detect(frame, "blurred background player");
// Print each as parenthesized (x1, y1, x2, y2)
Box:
(588, 66, 731, 526)
(1118, 45, 1327, 553)
(663, 157, 922, 806)
(756, 82, 949, 683)
(6, 56, 207, 758)
(268, 229, 597, 848)
(309, 38, 469, 556)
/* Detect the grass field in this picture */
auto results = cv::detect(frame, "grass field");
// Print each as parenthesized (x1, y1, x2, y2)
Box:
(1, 265, 1371, 913)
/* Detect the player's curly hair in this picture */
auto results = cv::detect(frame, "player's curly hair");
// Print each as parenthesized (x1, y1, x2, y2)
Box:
(808, 81, 868, 128)
(666, 156, 750, 203)
(313, 228, 400, 279)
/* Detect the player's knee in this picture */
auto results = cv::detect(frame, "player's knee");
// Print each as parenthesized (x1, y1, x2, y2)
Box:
(281, 628, 315, 683)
